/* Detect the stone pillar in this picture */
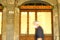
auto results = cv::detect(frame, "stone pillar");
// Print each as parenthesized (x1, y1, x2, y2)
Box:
(14, 7, 19, 40)
(57, 0, 60, 40)
(2, 7, 7, 40)
(2, 0, 15, 40)
(53, 0, 60, 40)
(53, 5, 59, 40)
(59, 4, 60, 40)
(2, 0, 20, 40)
(6, 8, 14, 40)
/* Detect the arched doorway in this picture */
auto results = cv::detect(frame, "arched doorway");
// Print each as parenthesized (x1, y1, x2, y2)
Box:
(19, 1, 53, 40)
(0, 4, 3, 40)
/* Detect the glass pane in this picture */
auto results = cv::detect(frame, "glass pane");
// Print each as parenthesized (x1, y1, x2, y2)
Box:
(37, 12, 52, 34)
(21, 12, 27, 34)
(0, 12, 2, 34)
(29, 12, 35, 34)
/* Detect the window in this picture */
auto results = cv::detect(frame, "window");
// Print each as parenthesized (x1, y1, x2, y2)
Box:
(0, 12, 2, 34)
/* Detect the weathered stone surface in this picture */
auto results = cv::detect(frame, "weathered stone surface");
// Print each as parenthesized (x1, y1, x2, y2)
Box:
(2, 7, 7, 40)
(1, 0, 60, 40)
(14, 8, 19, 40)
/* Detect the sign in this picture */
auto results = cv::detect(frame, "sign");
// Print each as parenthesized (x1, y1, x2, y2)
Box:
(20, 6, 52, 9)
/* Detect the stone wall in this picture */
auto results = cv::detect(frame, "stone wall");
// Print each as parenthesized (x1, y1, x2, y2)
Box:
(2, 7, 7, 40)
(1, 0, 60, 40)
(57, 0, 60, 40)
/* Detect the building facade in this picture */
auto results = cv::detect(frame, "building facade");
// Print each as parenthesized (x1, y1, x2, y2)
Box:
(0, 0, 60, 40)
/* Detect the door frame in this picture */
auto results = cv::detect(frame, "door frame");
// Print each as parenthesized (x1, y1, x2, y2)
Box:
(19, 9, 54, 40)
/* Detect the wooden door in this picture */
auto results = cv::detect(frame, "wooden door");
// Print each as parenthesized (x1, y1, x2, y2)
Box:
(19, 10, 53, 40)
(19, 11, 35, 40)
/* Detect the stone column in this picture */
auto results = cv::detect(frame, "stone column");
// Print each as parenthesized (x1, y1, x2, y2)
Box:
(6, 7, 14, 40)
(59, 4, 60, 40)
(53, 5, 59, 40)
(14, 7, 19, 40)
(2, 0, 15, 40)
(57, 0, 60, 40)
(54, 0, 60, 40)
(2, 7, 7, 40)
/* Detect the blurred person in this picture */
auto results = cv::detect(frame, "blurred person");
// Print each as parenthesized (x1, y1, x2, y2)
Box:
(33, 21, 44, 40)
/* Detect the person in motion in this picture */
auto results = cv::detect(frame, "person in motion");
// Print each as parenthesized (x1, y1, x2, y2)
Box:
(34, 21, 44, 40)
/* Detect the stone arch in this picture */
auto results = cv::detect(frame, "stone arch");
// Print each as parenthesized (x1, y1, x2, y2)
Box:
(20, 0, 52, 6)
(19, 0, 54, 40)
(18, 0, 60, 40)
